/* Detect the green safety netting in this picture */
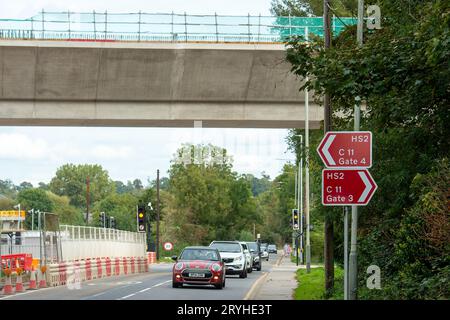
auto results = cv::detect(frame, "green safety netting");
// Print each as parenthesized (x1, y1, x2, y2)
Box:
(0, 12, 357, 42)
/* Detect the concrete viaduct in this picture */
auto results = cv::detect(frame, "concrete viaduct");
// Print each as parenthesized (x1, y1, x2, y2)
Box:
(0, 40, 322, 129)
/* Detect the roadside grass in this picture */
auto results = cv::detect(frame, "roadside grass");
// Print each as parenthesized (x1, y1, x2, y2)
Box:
(159, 256, 175, 263)
(294, 266, 344, 300)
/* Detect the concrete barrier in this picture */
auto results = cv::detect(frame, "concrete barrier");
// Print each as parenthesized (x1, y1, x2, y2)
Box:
(46, 256, 148, 287)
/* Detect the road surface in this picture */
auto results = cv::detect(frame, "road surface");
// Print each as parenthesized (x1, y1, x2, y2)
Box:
(1, 253, 280, 300)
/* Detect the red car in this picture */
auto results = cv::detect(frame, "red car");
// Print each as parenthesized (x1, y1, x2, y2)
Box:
(172, 246, 228, 289)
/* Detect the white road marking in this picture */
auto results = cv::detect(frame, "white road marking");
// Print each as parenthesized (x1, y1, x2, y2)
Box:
(118, 279, 171, 299)
(90, 292, 106, 297)
(117, 293, 136, 300)
(151, 280, 171, 288)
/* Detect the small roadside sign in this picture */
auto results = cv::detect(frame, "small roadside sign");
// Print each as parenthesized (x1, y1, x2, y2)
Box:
(163, 242, 174, 251)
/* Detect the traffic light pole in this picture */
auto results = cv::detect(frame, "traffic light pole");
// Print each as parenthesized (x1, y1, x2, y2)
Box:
(156, 169, 161, 261)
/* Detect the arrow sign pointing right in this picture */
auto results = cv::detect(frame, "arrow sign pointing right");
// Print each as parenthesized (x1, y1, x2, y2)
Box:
(322, 169, 377, 206)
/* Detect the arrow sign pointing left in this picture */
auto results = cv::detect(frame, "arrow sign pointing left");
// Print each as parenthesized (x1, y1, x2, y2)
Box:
(317, 131, 372, 168)
(322, 169, 377, 206)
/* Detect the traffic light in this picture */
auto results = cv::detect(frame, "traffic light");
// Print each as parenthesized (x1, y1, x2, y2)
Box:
(110, 217, 116, 229)
(137, 205, 146, 233)
(99, 212, 106, 227)
(292, 209, 299, 230)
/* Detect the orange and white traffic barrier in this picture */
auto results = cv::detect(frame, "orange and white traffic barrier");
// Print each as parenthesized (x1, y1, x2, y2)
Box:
(105, 257, 112, 277)
(2, 276, 13, 295)
(28, 269, 37, 290)
(148, 252, 156, 264)
(39, 268, 47, 288)
(96, 258, 103, 279)
(85, 259, 92, 281)
(123, 257, 128, 275)
(114, 257, 120, 276)
(131, 257, 136, 274)
(15, 274, 25, 293)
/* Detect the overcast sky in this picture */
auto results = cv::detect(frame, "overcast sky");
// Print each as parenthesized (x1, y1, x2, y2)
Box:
(0, 1, 297, 187)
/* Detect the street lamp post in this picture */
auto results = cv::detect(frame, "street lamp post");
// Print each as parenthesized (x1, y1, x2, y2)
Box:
(30, 209, 35, 231)
(13, 204, 21, 230)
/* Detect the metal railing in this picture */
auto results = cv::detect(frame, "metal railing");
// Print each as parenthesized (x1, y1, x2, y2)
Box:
(0, 11, 357, 43)
(59, 225, 146, 244)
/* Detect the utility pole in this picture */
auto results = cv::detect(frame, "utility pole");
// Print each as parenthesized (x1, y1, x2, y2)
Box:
(323, 0, 334, 295)
(297, 134, 304, 264)
(156, 169, 161, 261)
(86, 176, 90, 224)
(349, 0, 364, 300)
(304, 25, 311, 274)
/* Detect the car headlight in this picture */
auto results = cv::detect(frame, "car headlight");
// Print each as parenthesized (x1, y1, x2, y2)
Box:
(210, 263, 222, 272)
(254, 256, 260, 261)
(174, 262, 185, 271)
(235, 256, 242, 261)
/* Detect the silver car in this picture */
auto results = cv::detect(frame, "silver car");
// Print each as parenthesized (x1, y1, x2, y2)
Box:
(260, 245, 269, 261)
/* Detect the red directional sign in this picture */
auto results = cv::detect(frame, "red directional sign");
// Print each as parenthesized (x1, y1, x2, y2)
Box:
(322, 169, 377, 206)
(317, 131, 372, 168)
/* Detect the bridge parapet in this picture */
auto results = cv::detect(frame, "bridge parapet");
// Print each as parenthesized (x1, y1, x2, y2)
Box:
(0, 12, 356, 43)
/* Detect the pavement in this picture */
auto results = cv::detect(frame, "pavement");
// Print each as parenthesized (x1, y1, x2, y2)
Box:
(248, 251, 318, 300)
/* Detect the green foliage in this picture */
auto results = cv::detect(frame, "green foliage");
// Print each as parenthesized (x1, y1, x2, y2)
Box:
(167, 143, 258, 245)
(17, 188, 53, 212)
(285, 0, 450, 299)
(270, 0, 356, 17)
(0, 197, 14, 210)
(92, 193, 138, 231)
(294, 266, 344, 300)
(0, 179, 17, 199)
(17, 188, 53, 229)
(49, 164, 116, 210)
(238, 230, 254, 241)
(243, 173, 272, 197)
(46, 191, 84, 226)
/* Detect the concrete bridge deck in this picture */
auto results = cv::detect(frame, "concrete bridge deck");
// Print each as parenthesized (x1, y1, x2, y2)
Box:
(0, 40, 322, 128)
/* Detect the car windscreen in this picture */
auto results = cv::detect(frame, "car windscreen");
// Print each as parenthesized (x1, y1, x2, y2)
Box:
(210, 242, 241, 253)
(246, 242, 258, 252)
(268, 245, 276, 249)
(179, 249, 219, 261)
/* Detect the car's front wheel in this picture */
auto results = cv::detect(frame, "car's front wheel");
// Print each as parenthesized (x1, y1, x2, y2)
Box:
(215, 278, 224, 289)
(239, 267, 247, 278)
(248, 264, 253, 273)
(172, 281, 182, 288)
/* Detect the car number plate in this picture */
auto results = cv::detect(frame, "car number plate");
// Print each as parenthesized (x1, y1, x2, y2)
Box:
(188, 273, 205, 278)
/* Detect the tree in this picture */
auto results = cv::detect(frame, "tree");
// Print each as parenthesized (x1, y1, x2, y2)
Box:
(17, 188, 53, 229)
(49, 164, 115, 210)
(284, 0, 449, 299)
(243, 173, 272, 196)
(18, 182, 33, 191)
(38, 182, 49, 190)
(270, 0, 356, 17)
(92, 193, 138, 231)
(0, 179, 17, 198)
(167, 144, 257, 245)
(46, 191, 84, 226)
(132, 179, 143, 190)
